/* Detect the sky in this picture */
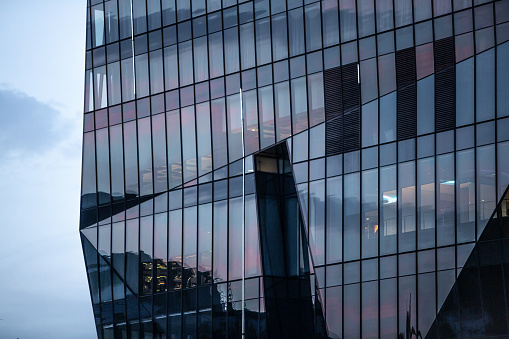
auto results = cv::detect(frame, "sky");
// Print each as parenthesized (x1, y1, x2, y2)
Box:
(0, 0, 97, 338)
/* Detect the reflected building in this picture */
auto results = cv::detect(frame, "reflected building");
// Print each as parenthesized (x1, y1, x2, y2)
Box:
(79, 0, 509, 338)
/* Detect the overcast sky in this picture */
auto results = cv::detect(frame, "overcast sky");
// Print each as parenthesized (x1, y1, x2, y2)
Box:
(0, 1, 97, 338)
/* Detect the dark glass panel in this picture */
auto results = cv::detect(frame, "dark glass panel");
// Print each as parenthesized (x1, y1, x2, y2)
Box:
(168, 210, 182, 290)
(361, 100, 378, 148)
(126, 218, 139, 295)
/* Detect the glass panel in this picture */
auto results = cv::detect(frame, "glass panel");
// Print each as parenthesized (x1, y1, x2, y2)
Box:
(362, 169, 378, 258)
(222, 97, 239, 167)
(96, 128, 111, 205)
(340, 0, 357, 42)
(167, 109, 182, 189)
(229, 197, 243, 280)
(196, 102, 212, 176)
(322, 0, 339, 47)
(164, 45, 179, 90)
(305, 3, 322, 52)
(154, 212, 168, 292)
(291, 77, 308, 134)
(124, 121, 138, 197)
(272, 13, 288, 61)
(213, 200, 228, 282)
(245, 194, 261, 277)
(362, 281, 378, 337)
(343, 284, 360, 337)
(376, 0, 394, 32)
(179, 41, 194, 87)
(362, 100, 378, 147)
(309, 180, 325, 266)
(82, 132, 97, 209)
(399, 161, 416, 252)
(437, 153, 455, 246)
(497, 42, 509, 117)
(417, 75, 434, 135)
(92, 4, 105, 48)
(107, 62, 121, 106)
(477, 145, 496, 237)
(258, 85, 275, 149)
(138, 117, 153, 196)
(149, 50, 164, 94)
(288, 8, 305, 57)
(94, 66, 108, 109)
(209, 32, 224, 78)
(224, 27, 240, 74)
(181, 106, 197, 183)
(243, 89, 259, 155)
(456, 57, 474, 126)
(476, 49, 495, 122)
(275, 81, 292, 141)
(140, 216, 153, 294)
(255, 18, 271, 65)
(240, 23, 256, 70)
(118, 0, 132, 39)
(417, 157, 435, 249)
(133, 0, 147, 35)
(193, 36, 208, 82)
(169, 210, 182, 290)
(135, 53, 149, 98)
(211, 98, 228, 169)
(308, 73, 325, 127)
(358, 0, 375, 37)
(380, 165, 397, 255)
(456, 149, 475, 243)
(183, 206, 197, 288)
(344, 173, 360, 261)
(152, 113, 167, 193)
(110, 124, 124, 201)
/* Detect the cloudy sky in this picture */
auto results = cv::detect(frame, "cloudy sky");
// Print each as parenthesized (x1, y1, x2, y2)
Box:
(0, 1, 97, 337)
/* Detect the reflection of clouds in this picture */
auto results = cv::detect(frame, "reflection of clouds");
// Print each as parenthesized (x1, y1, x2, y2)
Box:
(0, 87, 76, 159)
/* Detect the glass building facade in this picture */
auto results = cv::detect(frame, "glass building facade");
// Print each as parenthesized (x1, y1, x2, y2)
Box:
(79, 0, 509, 337)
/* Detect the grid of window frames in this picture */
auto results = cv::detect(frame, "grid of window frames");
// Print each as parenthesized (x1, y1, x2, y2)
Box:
(80, 0, 509, 337)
